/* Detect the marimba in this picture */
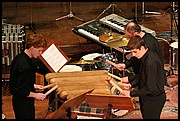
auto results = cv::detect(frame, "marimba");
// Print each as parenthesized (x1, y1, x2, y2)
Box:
(45, 70, 111, 100)
(45, 70, 135, 119)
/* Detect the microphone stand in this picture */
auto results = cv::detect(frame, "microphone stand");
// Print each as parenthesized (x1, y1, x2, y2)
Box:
(54, 2, 84, 22)
(95, 2, 123, 20)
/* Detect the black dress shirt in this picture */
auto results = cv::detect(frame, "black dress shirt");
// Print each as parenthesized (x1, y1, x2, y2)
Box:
(129, 50, 166, 97)
(10, 52, 50, 97)
(125, 32, 164, 81)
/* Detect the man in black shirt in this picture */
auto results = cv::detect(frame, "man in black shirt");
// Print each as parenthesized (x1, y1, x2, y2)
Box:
(114, 22, 164, 83)
(120, 36, 166, 119)
(10, 34, 51, 119)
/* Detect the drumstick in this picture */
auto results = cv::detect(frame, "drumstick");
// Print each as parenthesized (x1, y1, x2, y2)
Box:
(108, 79, 123, 93)
(106, 59, 117, 67)
(43, 83, 57, 89)
(45, 85, 58, 96)
(108, 73, 122, 81)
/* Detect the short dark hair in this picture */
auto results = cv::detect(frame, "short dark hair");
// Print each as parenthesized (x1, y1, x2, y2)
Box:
(127, 35, 147, 50)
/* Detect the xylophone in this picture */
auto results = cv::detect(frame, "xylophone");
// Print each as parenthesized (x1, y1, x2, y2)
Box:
(45, 70, 112, 100)
(45, 70, 135, 119)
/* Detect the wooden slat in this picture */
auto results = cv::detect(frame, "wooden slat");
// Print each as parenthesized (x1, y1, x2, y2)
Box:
(45, 70, 108, 82)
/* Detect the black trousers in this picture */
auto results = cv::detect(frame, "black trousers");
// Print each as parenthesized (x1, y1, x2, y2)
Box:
(12, 96, 35, 119)
(139, 93, 166, 119)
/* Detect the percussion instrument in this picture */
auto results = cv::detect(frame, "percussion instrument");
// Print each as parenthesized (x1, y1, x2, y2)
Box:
(99, 53, 114, 70)
(80, 53, 103, 71)
(45, 70, 111, 118)
(157, 38, 170, 64)
(2, 23, 25, 66)
(46, 70, 111, 100)
(68, 59, 98, 65)
(45, 70, 134, 118)
(170, 42, 178, 71)
(79, 53, 119, 71)
(59, 65, 82, 72)
(99, 33, 123, 43)
(107, 35, 129, 47)
(105, 59, 119, 70)
(81, 53, 102, 61)
(47, 64, 83, 113)
(68, 59, 100, 71)
(96, 53, 119, 70)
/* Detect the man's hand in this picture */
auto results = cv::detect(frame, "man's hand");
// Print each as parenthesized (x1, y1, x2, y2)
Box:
(120, 89, 130, 97)
(121, 76, 129, 83)
(28, 92, 46, 100)
(34, 84, 44, 92)
(119, 82, 131, 90)
(115, 63, 126, 71)
(35, 93, 46, 100)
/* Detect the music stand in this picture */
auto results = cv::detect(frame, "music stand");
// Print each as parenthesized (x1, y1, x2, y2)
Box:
(95, 2, 123, 20)
(86, 94, 135, 119)
(45, 88, 94, 119)
(54, 2, 84, 22)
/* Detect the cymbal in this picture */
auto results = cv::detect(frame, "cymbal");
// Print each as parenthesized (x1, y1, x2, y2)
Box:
(99, 33, 123, 43)
(68, 59, 99, 65)
(107, 35, 129, 47)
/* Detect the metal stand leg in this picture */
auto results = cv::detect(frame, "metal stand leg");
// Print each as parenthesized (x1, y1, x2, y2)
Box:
(122, 47, 126, 76)
(141, 2, 161, 20)
(44, 93, 62, 118)
(134, 2, 138, 22)
(95, 2, 123, 20)
(54, 2, 84, 22)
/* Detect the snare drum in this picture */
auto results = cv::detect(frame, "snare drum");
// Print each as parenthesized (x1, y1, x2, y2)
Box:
(81, 53, 102, 71)
(59, 65, 82, 72)
(170, 42, 178, 71)
(97, 53, 119, 70)
(81, 53, 102, 61)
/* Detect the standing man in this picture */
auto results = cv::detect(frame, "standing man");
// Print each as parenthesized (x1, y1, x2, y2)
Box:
(114, 21, 164, 83)
(10, 33, 51, 119)
(120, 36, 166, 119)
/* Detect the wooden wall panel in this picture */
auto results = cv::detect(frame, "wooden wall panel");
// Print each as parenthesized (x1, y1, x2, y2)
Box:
(2, 2, 172, 62)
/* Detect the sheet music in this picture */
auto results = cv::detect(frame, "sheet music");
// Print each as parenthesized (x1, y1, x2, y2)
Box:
(41, 43, 68, 72)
